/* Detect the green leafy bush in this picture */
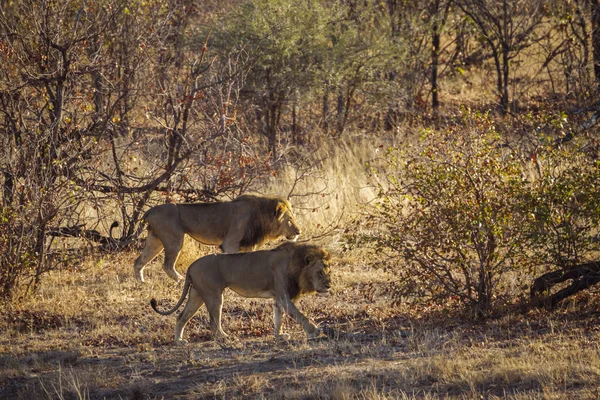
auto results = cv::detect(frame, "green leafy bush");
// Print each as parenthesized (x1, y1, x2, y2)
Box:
(364, 111, 534, 316)
(212, 0, 407, 138)
(359, 109, 600, 316)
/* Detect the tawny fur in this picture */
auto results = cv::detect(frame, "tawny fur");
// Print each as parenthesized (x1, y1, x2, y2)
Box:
(150, 242, 332, 345)
(133, 194, 301, 282)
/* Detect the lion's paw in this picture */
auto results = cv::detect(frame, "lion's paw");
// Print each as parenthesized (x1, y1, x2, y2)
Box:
(306, 327, 322, 340)
(165, 271, 183, 282)
(275, 333, 291, 342)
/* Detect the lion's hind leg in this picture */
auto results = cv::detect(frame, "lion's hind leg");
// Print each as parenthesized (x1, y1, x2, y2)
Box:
(133, 232, 164, 282)
(204, 291, 229, 341)
(174, 287, 204, 345)
(162, 233, 185, 282)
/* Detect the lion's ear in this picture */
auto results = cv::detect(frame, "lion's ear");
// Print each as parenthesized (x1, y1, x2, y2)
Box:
(275, 203, 286, 220)
(304, 254, 314, 266)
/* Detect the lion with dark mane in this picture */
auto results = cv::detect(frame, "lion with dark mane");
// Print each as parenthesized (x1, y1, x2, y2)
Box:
(133, 195, 301, 282)
(150, 242, 331, 344)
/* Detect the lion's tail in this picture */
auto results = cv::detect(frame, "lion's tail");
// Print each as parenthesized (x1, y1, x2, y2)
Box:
(150, 272, 191, 316)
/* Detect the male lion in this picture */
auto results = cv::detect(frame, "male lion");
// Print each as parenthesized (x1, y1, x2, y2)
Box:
(150, 242, 331, 345)
(133, 195, 301, 282)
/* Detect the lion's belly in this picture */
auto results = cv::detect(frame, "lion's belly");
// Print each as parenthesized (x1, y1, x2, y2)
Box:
(229, 286, 274, 299)
(187, 232, 222, 246)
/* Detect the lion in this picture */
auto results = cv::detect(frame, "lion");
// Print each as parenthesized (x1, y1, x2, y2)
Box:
(133, 194, 301, 282)
(150, 242, 331, 345)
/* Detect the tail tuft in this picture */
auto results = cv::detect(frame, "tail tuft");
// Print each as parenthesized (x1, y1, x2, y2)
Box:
(150, 298, 158, 311)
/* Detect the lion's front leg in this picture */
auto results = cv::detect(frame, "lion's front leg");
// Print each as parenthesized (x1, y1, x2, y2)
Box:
(220, 237, 241, 254)
(276, 297, 319, 339)
(273, 303, 290, 341)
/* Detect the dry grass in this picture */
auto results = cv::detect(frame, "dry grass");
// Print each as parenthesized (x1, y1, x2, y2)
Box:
(264, 137, 379, 241)
(2, 140, 600, 399)
(2, 239, 600, 399)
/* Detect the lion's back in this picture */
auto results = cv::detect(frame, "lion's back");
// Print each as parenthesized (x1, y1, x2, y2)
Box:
(144, 203, 180, 227)
(141, 195, 296, 250)
(189, 248, 286, 296)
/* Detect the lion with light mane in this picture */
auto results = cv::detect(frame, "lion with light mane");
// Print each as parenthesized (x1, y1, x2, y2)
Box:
(133, 194, 301, 282)
(150, 242, 332, 344)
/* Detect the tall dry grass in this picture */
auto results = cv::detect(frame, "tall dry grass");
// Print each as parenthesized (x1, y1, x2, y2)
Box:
(265, 136, 378, 234)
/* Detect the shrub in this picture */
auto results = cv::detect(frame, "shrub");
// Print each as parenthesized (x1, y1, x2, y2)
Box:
(525, 146, 600, 268)
(363, 111, 533, 317)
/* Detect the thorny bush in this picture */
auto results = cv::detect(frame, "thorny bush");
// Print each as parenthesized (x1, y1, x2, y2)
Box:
(0, 208, 37, 300)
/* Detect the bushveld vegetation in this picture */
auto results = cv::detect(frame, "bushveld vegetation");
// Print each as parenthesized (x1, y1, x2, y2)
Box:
(2, 0, 600, 398)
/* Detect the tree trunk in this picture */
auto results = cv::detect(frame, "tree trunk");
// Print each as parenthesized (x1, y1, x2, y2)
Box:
(267, 93, 279, 159)
(500, 0, 510, 113)
(322, 81, 330, 134)
(33, 222, 47, 292)
(501, 44, 510, 113)
(431, 28, 440, 115)
(3, 172, 13, 206)
(430, 0, 444, 116)
(336, 87, 345, 135)
(292, 101, 299, 145)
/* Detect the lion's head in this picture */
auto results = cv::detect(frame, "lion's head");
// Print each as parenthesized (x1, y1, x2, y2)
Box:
(236, 195, 301, 246)
(274, 200, 301, 241)
(285, 243, 331, 299)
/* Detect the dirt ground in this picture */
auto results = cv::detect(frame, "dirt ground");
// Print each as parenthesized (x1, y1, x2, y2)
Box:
(3, 307, 600, 399)
(1, 317, 413, 399)
(1, 251, 600, 399)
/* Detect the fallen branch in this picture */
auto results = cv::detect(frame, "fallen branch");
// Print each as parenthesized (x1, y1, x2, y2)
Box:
(530, 261, 600, 308)
(47, 221, 134, 251)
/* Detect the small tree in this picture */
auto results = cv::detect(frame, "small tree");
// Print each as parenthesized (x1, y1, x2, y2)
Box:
(215, 0, 408, 144)
(527, 149, 600, 267)
(0, 0, 273, 300)
(427, 0, 453, 116)
(363, 110, 531, 316)
(214, 0, 334, 156)
(457, 0, 545, 113)
(0, 0, 127, 297)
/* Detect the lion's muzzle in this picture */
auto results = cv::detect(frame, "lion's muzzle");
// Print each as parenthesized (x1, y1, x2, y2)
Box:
(316, 282, 331, 296)
(285, 221, 301, 241)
